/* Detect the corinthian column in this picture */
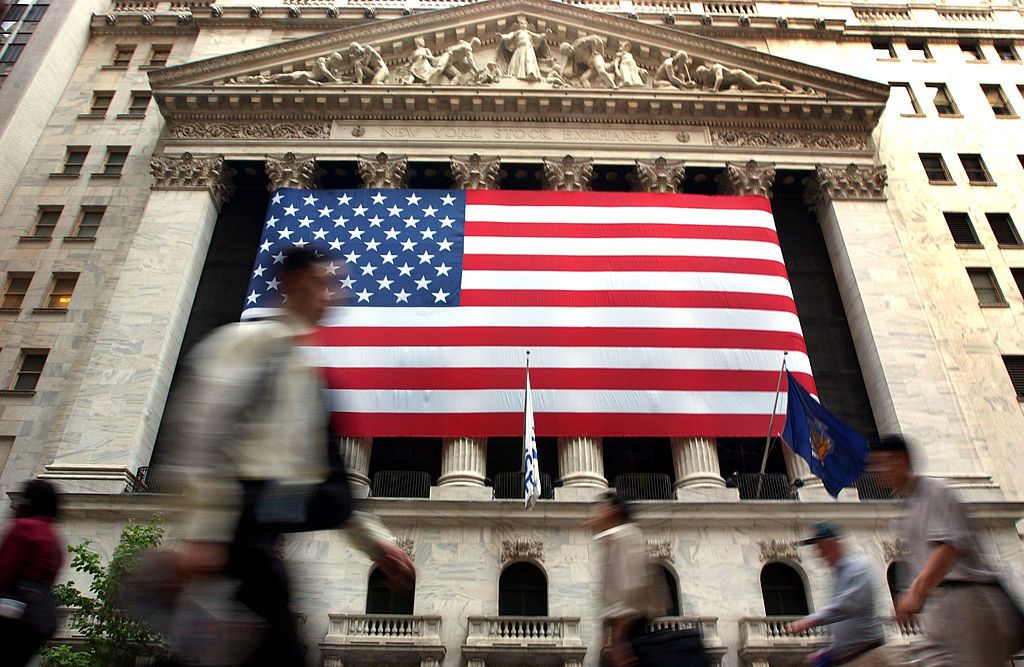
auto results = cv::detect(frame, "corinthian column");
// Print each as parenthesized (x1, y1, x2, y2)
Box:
(671, 437, 737, 500)
(42, 153, 233, 491)
(432, 437, 490, 500)
(265, 152, 319, 190)
(635, 157, 685, 193)
(717, 159, 776, 198)
(555, 437, 607, 500)
(341, 436, 372, 498)
(450, 154, 501, 190)
(543, 155, 593, 191)
(357, 152, 409, 188)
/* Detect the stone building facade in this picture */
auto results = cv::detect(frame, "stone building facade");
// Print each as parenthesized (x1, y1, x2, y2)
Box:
(1, 1, 1024, 665)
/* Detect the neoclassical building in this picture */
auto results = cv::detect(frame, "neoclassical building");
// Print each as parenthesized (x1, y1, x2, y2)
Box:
(2, 0, 1024, 665)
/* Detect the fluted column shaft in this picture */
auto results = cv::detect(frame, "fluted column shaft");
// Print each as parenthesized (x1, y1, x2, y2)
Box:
(341, 436, 372, 497)
(557, 437, 607, 489)
(782, 447, 830, 501)
(671, 437, 725, 489)
(438, 437, 487, 486)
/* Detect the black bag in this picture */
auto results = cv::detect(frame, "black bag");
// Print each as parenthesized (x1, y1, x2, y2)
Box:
(0, 580, 58, 640)
(629, 628, 711, 667)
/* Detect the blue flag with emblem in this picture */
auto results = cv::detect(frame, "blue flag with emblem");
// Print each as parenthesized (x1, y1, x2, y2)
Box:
(779, 371, 868, 498)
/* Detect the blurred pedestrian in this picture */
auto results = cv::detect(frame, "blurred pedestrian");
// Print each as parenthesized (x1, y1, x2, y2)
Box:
(787, 522, 897, 666)
(0, 479, 63, 667)
(870, 434, 1024, 666)
(169, 246, 415, 667)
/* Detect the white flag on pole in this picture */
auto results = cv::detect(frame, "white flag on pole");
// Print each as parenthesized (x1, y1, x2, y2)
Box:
(523, 358, 540, 509)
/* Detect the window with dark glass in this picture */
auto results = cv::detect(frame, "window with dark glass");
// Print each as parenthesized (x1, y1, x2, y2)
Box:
(1003, 356, 1024, 399)
(74, 207, 104, 238)
(99, 147, 128, 176)
(967, 268, 1005, 305)
(11, 350, 47, 391)
(872, 40, 896, 60)
(987, 213, 1023, 246)
(919, 154, 953, 183)
(995, 42, 1020, 62)
(127, 92, 150, 115)
(112, 45, 135, 67)
(925, 83, 958, 116)
(88, 91, 113, 116)
(365, 567, 414, 614)
(660, 566, 681, 617)
(23, 2, 46, 22)
(31, 206, 61, 239)
(960, 41, 986, 61)
(1011, 269, 1024, 299)
(44, 274, 77, 310)
(944, 212, 980, 246)
(760, 563, 809, 616)
(981, 84, 1015, 116)
(2, 272, 32, 309)
(61, 147, 88, 175)
(148, 44, 171, 67)
(498, 562, 547, 616)
(906, 40, 931, 60)
(889, 82, 921, 115)
(959, 154, 994, 184)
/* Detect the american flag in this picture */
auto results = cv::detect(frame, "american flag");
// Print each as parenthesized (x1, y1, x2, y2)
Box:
(243, 188, 814, 438)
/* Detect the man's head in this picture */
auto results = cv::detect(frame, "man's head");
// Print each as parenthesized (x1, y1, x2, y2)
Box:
(869, 434, 914, 493)
(280, 246, 331, 325)
(800, 521, 843, 567)
(587, 490, 632, 533)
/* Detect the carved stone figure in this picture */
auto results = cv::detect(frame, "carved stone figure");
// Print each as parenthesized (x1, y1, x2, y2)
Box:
(717, 160, 776, 198)
(408, 36, 437, 83)
(558, 34, 616, 88)
(429, 37, 482, 85)
(357, 152, 408, 189)
(150, 152, 234, 211)
(349, 42, 389, 85)
(653, 50, 696, 89)
(543, 155, 593, 192)
(229, 52, 345, 86)
(473, 61, 503, 84)
(612, 41, 647, 88)
(497, 16, 551, 82)
(450, 154, 501, 190)
(635, 157, 685, 193)
(693, 62, 791, 93)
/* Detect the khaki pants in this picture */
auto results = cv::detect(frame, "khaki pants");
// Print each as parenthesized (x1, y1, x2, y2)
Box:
(844, 644, 901, 667)
(910, 585, 1024, 667)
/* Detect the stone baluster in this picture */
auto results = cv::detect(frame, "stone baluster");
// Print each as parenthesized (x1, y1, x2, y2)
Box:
(433, 437, 490, 500)
(671, 437, 737, 500)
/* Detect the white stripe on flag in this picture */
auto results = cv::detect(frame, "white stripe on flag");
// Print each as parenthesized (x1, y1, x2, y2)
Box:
(463, 236, 786, 262)
(461, 270, 796, 297)
(465, 204, 778, 229)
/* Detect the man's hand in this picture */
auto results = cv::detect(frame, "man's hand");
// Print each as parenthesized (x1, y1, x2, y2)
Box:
(896, 588, 925, 624)
(786, 617, 815, 634)
(372, 540, 416, 592)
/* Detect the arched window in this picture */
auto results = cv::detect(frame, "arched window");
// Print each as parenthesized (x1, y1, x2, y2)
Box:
(887, 561, 906, 603)
(498, 562, 548, 616)
(659, 566, 681, 617)
(760, 563, 809, 616)
(366, 567, 414, 615)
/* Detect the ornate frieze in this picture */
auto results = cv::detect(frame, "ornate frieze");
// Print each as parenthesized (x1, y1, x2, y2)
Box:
(635, 157, 685, 193)
(543, 155, 593, 191)
(357, 152, 409, 189)
(717, 159, 776, 198)
(646, 539, 674, 563)
(395, 538, 415, 560)
(501, 539, 544, 563)
(881, 539, 907, 563)
(809, 163, 888, 204)
(450, 154, 501, 190)
(758, 539, 800, 564)
(710, 129, 868, 152)
(150, 152, 234, 210)
(169, 121, 331, 140)
(265, 152, 318, 191)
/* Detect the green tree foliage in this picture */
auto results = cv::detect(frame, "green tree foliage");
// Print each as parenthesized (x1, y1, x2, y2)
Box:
(41, 518, 168, 667)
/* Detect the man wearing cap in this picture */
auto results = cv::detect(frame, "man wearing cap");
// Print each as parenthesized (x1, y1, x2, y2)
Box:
(786, 522, 895, 666)
(870, 434, 1024, 666)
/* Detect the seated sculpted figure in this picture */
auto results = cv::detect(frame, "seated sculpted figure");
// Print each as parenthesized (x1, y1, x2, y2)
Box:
(349, 42, 390, 85)
(428, 37, 482, 85)
(559, 34, 617, 88)
(653, 50, 697, 89)
(693, 62, 791, 93)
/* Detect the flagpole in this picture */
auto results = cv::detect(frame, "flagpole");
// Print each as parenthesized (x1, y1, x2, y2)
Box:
(755, 351, 788, 500)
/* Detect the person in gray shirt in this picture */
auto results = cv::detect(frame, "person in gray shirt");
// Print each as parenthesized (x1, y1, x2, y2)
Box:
(870, 434, 1024, 666)
(787, 522, 897, 666)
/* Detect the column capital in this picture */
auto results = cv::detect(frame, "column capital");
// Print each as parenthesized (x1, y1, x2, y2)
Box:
(543, 155, 593, 191)
(804, 163, 888, 211)
(150, 152, 234, 211)
(265, 152, 319, 190)
(717, 159, 776, 199)
(635, 157, 685, 193)
(450, 154, 501, 190)
(357, 152, 409, 188)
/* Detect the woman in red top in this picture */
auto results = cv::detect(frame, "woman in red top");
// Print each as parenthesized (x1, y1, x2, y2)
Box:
(0, 479, 63, 667)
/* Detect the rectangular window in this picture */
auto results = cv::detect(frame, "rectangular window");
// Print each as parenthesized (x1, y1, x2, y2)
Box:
(944, 212, 980, 246)
(31, 206, 61, 239)
(99, 147, 128, 176)
(127, 92, 150, 115)
(920, 153, 953, 184)
(112, 45, 135, 67)
(148, 44, 171, 67)
(967, 268, 1005, 305)
(872, 40, 896, 60)
(89, 91, 114, 116)
(987, 213, 1023, 246)
(906, 40, 932, 60)
(2, 273, 32, 309)
(74, 206, 104, 238)
(890, 82, 922, 115)
(11, 351, 48, 392)
(1011, 269, 1024, 299)
(960, 41, 986, 61)
(959, 154, 994, 184)
(61, 147, 89, 175)
(926, 83, 959, 116)
(1004, 356, 1024, 400)
(45, 274, 77, 310)
(24, 3, 48, 22)
(994, 42, 1019, 62)
(982, 84, 1015, 116)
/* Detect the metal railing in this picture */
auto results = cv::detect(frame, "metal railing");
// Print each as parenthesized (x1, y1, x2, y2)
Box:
(493, 471, 555, 500)
(613, 473, 674, 500)
(127, 465, 187, 494)
(855, 473, 895, 501)
(728, 473, 795, 500)
(370, 470, 432, 498)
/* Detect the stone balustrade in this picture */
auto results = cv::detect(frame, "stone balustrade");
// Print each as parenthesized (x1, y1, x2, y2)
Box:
(321, 613, 445, 667)
(463, 615, 586, 666)
(647, 616, 726, 666)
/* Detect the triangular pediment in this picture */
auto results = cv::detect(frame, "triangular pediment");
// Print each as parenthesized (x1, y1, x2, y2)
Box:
(149, 0, 887, 131)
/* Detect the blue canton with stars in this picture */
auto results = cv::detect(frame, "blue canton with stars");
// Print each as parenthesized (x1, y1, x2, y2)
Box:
(245, 189, 466, 308)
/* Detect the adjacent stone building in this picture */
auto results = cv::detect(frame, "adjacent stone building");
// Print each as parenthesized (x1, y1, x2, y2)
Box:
(1, 1, 1024, 665)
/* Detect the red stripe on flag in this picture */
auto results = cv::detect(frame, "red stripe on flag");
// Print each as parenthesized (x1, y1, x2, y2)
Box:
(461, 254, 789, 276)
(465, 221, 780, 243)
(458, 290, 798, 311)
(465, 189, 773, 212)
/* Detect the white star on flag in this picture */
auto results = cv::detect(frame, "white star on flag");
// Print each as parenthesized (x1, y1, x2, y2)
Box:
(397, 263, 413, 276)
(395, 289, 411, 303)
(336, 194, 351, 205)
(260, 240, 273, 253)
(278, 228, 293, 240)
(432, 288, 450, 303)
(318, 206, 333, 217)
(422, 205, 438, 217)
(371, 192, 387, 205)
(415, 276, 431, 290)
(355, 288, 372, 303)
(352, 204, 368, 216)
(266, 277, 281, 290)
(265, 216, 279, 227)
(253, 264, 266, 277)
(283, 204, 299, 216)
(313, 228, 328, 240)
(247, 290, 260, 304)
(440, 193, 456, 205)
(271, 192, 283, 204)
(380, 251, 397, 264)
(388, 205, 403, 217)
(302, 194, 318, 206)
(406, 193, 422, 205)
(298, 216, 313, 228)
(418, 250, 435, 264)
(377, 276, 394, 291)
